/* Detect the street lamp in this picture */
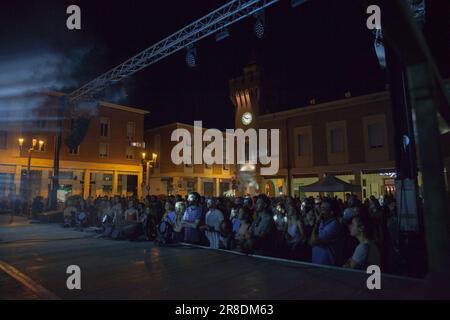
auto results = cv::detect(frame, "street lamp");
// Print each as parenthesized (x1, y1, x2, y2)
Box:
(142, 152, 158, 196)
(18, 137, 45, 212)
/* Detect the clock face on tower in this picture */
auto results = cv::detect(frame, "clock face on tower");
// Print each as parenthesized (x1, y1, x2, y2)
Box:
(241, 112, 253, 125)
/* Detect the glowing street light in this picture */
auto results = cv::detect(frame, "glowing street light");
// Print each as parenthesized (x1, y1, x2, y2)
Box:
(17, 137, 45, 211)
(38, 140, 44, 151)
(142, 152, 158, 196)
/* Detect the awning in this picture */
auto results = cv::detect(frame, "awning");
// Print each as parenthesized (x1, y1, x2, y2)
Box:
(299, 175, 361, 193)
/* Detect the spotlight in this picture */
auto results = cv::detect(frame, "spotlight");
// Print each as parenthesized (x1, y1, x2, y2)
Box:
(373, 28, 386, 69)
(410, 0, 425, 26)
(291, 0, 309, 8)
(254, 19, 264, 39)
(185, 46, 197, 68)
(254, 12, 265, 39)
(215, 28, 230, 42)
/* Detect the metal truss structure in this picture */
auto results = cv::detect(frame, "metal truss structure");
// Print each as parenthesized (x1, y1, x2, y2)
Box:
(68, 0, 280, 103)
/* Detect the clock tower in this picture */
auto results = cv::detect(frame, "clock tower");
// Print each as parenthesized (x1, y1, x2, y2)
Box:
(229, 62, 263, 195)
(229, 62, 262, 130)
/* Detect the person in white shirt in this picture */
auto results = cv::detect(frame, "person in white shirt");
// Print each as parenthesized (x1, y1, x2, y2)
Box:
(201, 198, 224, 249)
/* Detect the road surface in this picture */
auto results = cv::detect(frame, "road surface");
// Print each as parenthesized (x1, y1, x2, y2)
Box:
(0, 214, 435, 300)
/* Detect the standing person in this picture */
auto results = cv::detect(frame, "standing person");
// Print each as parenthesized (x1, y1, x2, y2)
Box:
(249, 195, 275, 255)
(201, 198, 224, 249)
(105, 199, 114, 219)
(63, 199, 78, 227)
(343, 195, 359, 221)
(243, 196, 254, 219)
(343, 215, 381, 269)
(285, 206, 306, 260)
(76, 199, 88, 229)
(342, 195, 360, 260)
(31, 196, 43, 219)
(301, 198, 316, 240)
(273, 202, 288, 257)
(156, 200, 176, 244)
(85, 196, 96, 226)
(310, 198, 345, 266)
(219, 218, 233, 249)
(172, 201, 185, 242)
(313, 196, 322, 219)
(162, 200, 176, 225)
(140, 206, 154, 241)
(124, 200, 138, 222)
(230, 207, 241, 237)
(111, 196, 124, 227)
(182, 192, 202, 244)
(234, 207, 253, 251)
(137, 202, 145, 221)
(368, 197, 384, 247)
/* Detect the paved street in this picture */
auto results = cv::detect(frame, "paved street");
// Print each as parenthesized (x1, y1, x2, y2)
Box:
(0, 214, 434, 300)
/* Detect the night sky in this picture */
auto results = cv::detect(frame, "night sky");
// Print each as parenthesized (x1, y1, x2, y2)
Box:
(1, 0, 449, 130)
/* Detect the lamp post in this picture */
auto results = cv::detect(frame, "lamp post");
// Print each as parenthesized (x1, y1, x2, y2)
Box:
(18, 138, 45, 216)
(141, 152, 157, 196)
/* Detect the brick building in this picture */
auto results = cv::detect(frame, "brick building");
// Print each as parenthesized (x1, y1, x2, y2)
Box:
(229, 63, 450, 199)
(144, 123, 236, 197)
(0, 92, 148, 201)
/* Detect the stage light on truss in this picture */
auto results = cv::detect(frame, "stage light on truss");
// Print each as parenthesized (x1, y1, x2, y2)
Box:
(291, 0, 309, 8)
(373, 28, 386, 69)
(254, 11, 265, 39)
(185, 46, 197, 68)
(254, 18, 264, 39)
(409, 0, 425, 26)
(215, 28, 230, 42)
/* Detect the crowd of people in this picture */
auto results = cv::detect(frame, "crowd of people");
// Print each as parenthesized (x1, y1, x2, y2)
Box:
(58, 191, 400, 272)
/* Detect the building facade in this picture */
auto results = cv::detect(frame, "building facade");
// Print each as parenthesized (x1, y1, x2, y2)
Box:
(144, 123, 236, 197)
(229, 64, 450, 199)
(0, 93, 149, 202)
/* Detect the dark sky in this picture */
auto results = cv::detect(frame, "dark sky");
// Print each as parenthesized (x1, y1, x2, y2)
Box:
(1, 0, 449, 130)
